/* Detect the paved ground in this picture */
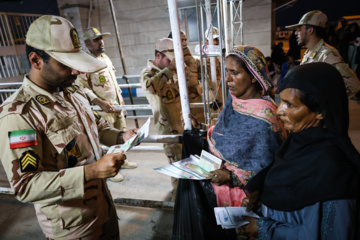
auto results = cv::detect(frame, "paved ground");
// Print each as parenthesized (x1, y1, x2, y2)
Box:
(0, 98, 359, 240)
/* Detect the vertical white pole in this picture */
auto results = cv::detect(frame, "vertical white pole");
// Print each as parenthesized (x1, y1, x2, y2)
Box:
(205, 0, 217, 101)
(196, 0, 210, 125)
(167, 0, 192, 130)
(222, 0, 230, 55)
(230, 0, 234, 47)
(240, 0, 244, 45)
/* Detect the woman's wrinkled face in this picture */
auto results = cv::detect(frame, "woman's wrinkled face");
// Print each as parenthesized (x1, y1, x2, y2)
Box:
(277, 88, 322, 132)
(225, 56, 258, 99)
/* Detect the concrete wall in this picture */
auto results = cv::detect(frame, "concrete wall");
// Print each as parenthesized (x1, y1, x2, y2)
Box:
(234, 0, 273, 57)
(57, 0, 273, 77)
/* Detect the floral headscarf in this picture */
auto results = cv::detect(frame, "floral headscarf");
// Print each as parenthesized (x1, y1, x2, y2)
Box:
(227, 45, 273, 94)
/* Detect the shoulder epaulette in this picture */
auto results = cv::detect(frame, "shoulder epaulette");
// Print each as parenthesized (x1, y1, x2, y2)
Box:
(67, 85, 80, 93)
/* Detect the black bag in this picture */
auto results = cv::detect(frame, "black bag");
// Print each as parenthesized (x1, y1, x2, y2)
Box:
(172, 129, 235, 240)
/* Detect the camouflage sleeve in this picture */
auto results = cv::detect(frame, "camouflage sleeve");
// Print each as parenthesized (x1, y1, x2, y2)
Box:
(76, 73, 98, 102)
(92, 110, 122, 146)
(0, 114, 85, 204)
(324, 52, 360, 98)
(140, 67, 174, 96)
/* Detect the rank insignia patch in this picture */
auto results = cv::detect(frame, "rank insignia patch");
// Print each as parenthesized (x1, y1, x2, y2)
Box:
(92, 110, 102, 120)
(35, 95, 52, 105)
(19, 150, 39, 172)
(99, 75, 106, 83)
(67, 86, 76, 93)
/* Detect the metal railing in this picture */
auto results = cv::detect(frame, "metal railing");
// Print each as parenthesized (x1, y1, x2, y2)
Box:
(0, 12, 41, 81)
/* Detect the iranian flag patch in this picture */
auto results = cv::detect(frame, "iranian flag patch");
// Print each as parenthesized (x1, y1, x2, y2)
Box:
(9, 129, 38, 149)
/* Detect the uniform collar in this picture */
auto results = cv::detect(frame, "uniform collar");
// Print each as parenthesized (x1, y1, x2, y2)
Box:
(23, 75, 72, 107)
(305, 39, 324, 60)
(23, 75, 58, 103)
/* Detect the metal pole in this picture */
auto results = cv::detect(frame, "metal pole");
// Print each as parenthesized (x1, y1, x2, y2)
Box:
(218, 0, 227, 103)
(230, 0, 234, 47)
(196, 0, 209, 125)
(167, 0, 192, 130)
(200, 1, 211, 125)
(205, 0, 217, 102)
(4, 14, 22, 75)
(87, 0, 93, 28)
(240, 0, 244, 45)
(108, 0, 139, 128)
(222, 0, 230, 55)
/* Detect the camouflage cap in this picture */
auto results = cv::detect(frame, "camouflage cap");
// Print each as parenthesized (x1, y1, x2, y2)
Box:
(155, 38, 175, 61)
(286, 10, 328, 30)
(84, 27, 111, 41)
(26, 15, 106, 73)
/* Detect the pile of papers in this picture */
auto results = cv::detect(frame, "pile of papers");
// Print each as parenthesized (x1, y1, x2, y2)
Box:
(107, 117, 151, 153)
(214, 207, 260, 229)
(155, 150, 223, 180)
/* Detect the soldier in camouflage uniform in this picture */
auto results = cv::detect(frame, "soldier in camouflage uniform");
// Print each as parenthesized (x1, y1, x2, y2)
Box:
(140, 38, 183, 196)
(168, 31, 205, 123)
(0, 15, 137, 239)
(76, 28, 137, 182)
(286, 10, 360, 98)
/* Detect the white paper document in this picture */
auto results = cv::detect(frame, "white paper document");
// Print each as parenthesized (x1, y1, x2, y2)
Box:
(214, 207, 260, 229)
(154, 150, 223, 180)
(107, 117, 151, 153)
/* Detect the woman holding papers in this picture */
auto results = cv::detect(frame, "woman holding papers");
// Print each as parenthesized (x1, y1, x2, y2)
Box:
(173, 46, 286, 239)
(193, 45, 286, 207)
(242, 63, 360, 239)
(173, 46, 286, 240)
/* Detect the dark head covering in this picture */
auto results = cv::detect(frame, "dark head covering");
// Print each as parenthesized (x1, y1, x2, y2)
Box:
(278, 62, 349, 136)
(248, 62, 360, 211)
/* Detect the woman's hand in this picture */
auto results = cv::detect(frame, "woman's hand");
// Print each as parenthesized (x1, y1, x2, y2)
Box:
(242, 191, 261, 212)
(210, 169, 231, 186)
(241, 216, 259, 238)
(180, 112, 200, 129)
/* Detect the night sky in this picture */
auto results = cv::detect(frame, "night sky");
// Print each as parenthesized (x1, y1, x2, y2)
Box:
(276, 0, 360, 27)
(0, 0, 359, 27)
(0, 0, 59, 15)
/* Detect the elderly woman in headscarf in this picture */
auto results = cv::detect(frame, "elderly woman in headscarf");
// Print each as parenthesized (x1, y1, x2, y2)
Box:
(173, 46, 286, 240)
(242, 62, 360, 239)
(192, 45, 286, 206)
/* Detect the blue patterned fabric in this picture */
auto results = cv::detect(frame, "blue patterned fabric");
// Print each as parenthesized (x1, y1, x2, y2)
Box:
(257, 200, 357, 240)
(210, 96, 283, 172)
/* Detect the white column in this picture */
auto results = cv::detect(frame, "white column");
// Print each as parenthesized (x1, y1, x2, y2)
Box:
(205, 0, 217, 101)
(167, 0, 192, 130)
(222, 0, 231, 55)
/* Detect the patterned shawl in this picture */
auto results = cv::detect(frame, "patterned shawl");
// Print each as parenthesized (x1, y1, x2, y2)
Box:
(208, 46, 286, 207)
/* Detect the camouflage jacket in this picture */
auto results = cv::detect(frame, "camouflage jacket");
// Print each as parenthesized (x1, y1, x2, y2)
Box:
(301, 39, 360, 98)
(0, 76, 121, 239)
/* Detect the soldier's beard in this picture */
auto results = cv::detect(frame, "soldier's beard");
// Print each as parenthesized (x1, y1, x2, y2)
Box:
(60, 75, 78, 89)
